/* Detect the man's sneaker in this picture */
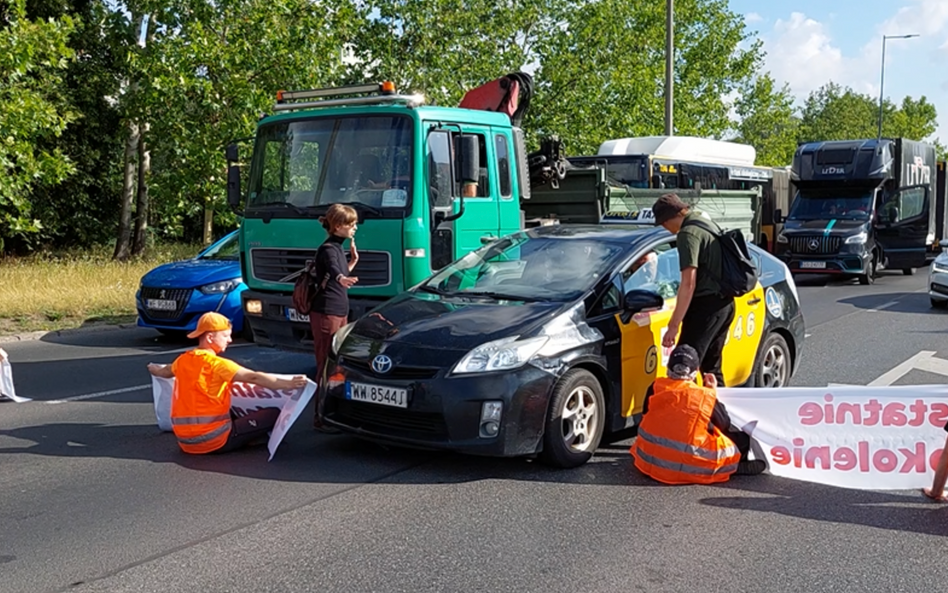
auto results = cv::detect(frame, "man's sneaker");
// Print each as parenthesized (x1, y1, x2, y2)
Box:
(735, 459, 766, 475)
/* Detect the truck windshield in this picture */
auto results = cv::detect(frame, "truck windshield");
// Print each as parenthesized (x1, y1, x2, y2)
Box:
(420, 233, 625, 302)
(788, 188, 873, 221)
(246, 115, 413, 213)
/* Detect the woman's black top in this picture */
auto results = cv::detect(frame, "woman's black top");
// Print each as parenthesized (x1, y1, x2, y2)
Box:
(311, 235, 350, 317)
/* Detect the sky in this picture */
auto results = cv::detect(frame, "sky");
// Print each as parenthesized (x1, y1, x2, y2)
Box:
(727, 0, 948, 142)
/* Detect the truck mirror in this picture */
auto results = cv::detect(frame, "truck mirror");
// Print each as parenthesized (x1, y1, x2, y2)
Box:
(226, 143, 239, 163)
(623, 289, 663, 314)
(774, 209, 783, 223)
(457, 134, 480, 186)
(227, 164, 242, 214)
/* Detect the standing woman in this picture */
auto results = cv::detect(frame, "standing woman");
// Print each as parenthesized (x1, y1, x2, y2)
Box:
(310, 203, 359, 430)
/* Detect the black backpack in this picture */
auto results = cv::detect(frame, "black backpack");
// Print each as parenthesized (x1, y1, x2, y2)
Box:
(681, 217, 758, 298)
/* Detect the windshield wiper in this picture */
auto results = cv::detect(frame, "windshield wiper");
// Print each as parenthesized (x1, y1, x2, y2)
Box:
(252, 201, 307, 216)
(460, 290, 547, 302)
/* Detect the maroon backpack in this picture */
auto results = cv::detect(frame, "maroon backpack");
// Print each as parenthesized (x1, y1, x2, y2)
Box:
(291, 259, 329, 315)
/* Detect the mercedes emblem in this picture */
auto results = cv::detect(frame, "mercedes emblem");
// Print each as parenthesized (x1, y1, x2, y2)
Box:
(808, 239, 820, 252)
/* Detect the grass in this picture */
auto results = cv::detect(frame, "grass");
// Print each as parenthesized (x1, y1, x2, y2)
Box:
(0, 243, 204, 336)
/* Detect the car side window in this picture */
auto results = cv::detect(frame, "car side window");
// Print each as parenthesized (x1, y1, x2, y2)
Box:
(622, 242, 680, 300)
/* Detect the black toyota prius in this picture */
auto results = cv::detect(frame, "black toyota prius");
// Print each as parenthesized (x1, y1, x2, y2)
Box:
(321, 225, 805, 468)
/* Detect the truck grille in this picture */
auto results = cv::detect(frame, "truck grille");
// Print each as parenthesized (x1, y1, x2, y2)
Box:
(789, 235, 841, 255)
(250, 248, 391, 287)
(139, 287, 191, 320)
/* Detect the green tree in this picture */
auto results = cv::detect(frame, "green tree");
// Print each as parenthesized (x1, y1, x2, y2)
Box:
(131, 0, 363, 245)
(798, 83, 938, 143)
(0, 0, 76, 250)
(528, 0, 762, 155)
(731, 74, 799, 167)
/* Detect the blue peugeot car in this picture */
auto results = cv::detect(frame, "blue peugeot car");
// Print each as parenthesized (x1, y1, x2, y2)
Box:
(136, 230, 250, 339)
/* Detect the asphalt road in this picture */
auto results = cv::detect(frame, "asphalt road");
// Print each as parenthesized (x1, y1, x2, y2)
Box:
(2, 267, 948, 593)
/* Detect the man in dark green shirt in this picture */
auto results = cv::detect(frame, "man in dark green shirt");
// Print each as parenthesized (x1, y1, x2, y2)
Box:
(651, 193, 735, 385)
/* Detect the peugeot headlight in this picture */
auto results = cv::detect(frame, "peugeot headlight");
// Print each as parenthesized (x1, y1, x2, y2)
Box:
(332, 322, 355, 355)
(844, 232, 867, 244)
(451, 336, 549, 375)
(776, 232, 788, 244)
(199, 279, 241, 294)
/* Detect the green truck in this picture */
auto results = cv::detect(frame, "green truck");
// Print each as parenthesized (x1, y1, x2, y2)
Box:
(227, 76, 759, 351)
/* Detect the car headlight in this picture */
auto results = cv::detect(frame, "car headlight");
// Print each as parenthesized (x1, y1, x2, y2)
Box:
(776, 232, 788, 244)
(332, 322, 355, 355)
(199, 279, 241, 294)
(933, 261, 948, 274)
(844, 232, 867, 244)
(451, 336, 549, 375)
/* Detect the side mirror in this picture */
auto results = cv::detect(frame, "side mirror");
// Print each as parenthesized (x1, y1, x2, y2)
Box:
(623, 289, 664, 313)
(227, 164, 242, 214)
(226, 143, 239, 163)
(889, 207, 899, 223)
(774, 208, 783, 224)
(457, 134, 480, 187)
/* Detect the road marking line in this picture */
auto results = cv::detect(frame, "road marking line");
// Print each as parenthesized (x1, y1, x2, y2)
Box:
(911, 355, 948, 377)
(46, 384, 150, 404)
(868, 300, 899, 313)
(867, 351, 937, 386)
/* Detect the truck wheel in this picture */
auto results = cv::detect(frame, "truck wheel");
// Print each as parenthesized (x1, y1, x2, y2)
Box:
(751, 332, 791, 388)
(903, 268, 916, 276)
(539, 369, 605, 469)
(858, 256, 876, 285)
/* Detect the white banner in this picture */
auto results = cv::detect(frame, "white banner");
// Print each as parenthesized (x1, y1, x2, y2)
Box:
(718, 384, 948, 490)
(1, 359, 31, 403)
(151, 371, 316, 460)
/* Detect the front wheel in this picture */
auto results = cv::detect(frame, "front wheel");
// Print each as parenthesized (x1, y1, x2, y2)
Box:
(903, 268, 916, 276)
(538, 369, 605, 469)
(750, 332, 792, 388)
(858, 256, 877, 285)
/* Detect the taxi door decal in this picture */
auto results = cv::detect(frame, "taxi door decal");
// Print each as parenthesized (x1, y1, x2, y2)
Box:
(721, 282, 766, 385)
(615, 298, 675, 417)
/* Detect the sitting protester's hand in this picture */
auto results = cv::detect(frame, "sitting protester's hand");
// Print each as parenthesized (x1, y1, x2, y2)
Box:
(703, 373, 718, 389)
(283, 375, 308, 389)
(147, 363, 164, 376)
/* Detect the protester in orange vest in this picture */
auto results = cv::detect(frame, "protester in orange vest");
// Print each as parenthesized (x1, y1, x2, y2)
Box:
(147, 312, 308, 454)
(631, 344, 764, 484)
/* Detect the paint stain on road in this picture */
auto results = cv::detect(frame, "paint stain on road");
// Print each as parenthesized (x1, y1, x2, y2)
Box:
(0, 554, 16, 564)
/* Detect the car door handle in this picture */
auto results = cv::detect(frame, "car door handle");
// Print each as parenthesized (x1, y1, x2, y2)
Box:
(480, 235, 496, 244)
(746, 297, 761, 306)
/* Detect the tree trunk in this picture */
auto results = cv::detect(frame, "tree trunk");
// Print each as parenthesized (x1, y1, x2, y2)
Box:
(113, 119, 139, 261)
(132, 123, 150, 256)
(203, 200, 214, 245)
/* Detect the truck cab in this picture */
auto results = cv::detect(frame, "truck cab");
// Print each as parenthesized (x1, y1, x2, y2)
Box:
(228, 83, 531, 351)
(776, 138, 936, 284)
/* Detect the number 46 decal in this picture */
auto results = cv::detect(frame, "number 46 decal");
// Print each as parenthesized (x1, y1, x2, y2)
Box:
(731, 312, 756, 341)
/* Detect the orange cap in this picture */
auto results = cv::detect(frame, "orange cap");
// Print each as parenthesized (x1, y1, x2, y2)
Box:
(187, 312, 232, 339)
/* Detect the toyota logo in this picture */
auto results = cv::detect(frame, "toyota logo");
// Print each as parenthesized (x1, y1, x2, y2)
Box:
(371, 355, 393, 374)
(808, 239, 820, 251)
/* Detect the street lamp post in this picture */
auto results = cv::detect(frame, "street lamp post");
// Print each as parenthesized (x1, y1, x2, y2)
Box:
(665, 0, 673, 136)
(878, 33, 919, 139)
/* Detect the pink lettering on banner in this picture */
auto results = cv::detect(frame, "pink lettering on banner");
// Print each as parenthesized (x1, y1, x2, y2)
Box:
(910, 400, 927, 427)
(771, 447, 791, 465)
(799, 402, 822, 425)
(792, 438, 805, 468)
(873, 449, 899, 472)
(899, 443, 926, 473)
(930, 403, 948, 427)
(804, 446, 830, 469)
(882, 403, 908, 427)
(823, 394, 834, 425)
(832, 447, 857, 471)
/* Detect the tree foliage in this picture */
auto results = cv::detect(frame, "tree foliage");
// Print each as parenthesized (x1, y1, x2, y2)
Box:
(731, 74, 798, 167)
(0, 0, 75, 249)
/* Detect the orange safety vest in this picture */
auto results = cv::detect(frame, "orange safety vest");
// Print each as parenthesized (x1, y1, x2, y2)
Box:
(630, 378, 741, 485)
(170, 349, 235, 454)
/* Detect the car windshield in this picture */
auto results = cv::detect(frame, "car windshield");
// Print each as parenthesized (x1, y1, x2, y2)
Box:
(788, 188, 873, 220)
(420, 233, 626, 301)
(246, 115, 413, 213)
(199, 233, 239, 261)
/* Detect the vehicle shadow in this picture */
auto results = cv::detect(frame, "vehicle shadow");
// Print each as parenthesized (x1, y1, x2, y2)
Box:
(839, 292, 933, 314)
(37, 326, 256, 349)
(5, 417, 947, 536)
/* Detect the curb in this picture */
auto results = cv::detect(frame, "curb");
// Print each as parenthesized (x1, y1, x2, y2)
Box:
(0, 323, 137, 344)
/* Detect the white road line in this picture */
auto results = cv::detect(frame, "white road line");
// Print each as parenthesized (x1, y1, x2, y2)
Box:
(867, 350, 937, 386)
(46, 384, 150, 404)
(867, 300, 899, 313)
(911, 354, 948, 377)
